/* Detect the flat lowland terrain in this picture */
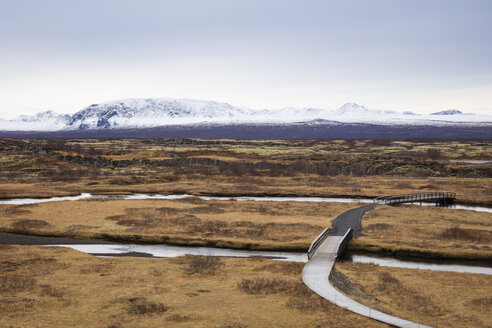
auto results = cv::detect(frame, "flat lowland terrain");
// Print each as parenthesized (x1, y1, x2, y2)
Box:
(0, 138, 490, 205)
(0, 245, 387, 328)
(351, 205, 492, 260)
(0, 199, 356, 251)
(1, 177, 491, 205)
(0, 138, 490, 327)
(332, 261, 492, 327)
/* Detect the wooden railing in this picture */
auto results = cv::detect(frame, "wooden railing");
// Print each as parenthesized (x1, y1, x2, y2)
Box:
(373, 192, 456, 206)
(307, 227, 330, 260)
(336, 228, 354, 257)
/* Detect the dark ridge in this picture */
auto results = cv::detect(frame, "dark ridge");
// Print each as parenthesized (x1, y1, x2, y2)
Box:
(0, 123, 491, 139)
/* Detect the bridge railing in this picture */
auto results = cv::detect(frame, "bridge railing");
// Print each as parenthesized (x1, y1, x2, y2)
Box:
(307, 227, 330, 260)
(374, 192, 456, 205)
(336, 228, 354, 257)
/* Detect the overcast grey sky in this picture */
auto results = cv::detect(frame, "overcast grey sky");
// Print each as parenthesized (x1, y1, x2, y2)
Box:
(0, 0, 491, 118)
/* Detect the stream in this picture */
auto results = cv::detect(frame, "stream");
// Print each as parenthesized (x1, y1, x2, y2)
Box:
(1, 193, 491, 275)
(0, 192, 490, 213)
(40, 242, 490, 275)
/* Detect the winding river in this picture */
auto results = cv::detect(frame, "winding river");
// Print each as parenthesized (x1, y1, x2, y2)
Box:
(0, 192, 490, 213)
(0, 193, 490, 275)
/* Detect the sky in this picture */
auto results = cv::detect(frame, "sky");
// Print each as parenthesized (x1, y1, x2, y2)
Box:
(0, 0, 491, 118)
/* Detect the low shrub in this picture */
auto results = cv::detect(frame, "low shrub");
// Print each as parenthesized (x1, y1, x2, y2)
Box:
(79, 263, 113, 274)
(0, 275, 36, 293)
(440, 227, 492, 243)
(365, 223, 392, 232)
(178, 255, 223, 275)
(374, 272, 443, 316)
(126, 297, 168, 315)
(376, 272, 402, 293)
(254, 262, 303, 275)
(220, 322, 247, 328)
(11, 219, 51, 231)
(40, 284, 64, 297)
(237, 278, 292, 295)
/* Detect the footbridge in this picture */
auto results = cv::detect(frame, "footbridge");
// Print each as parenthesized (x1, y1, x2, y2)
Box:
(301, 193, 450, 327)
(374, 192, 455, 206)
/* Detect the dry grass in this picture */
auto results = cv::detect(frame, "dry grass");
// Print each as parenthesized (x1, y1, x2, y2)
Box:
(0, 138, 490, 204)
(0, 199, 357, 251)
(0, 275, 36, 293)
(351, 205, 492, 260)
(0, 176, 490, 205)
(124, 297, 168, 315)
(172, 255, 224, 275)
(238, 277, 293, 295)
(11, 219, 51, 231)
(373, 272, 443, 316)
(440, 227, 492, 243)
(0, 245, 387, 328)
(333, 261, 492, 327)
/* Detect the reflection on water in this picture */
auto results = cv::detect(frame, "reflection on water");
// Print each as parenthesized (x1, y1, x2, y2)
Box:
(1, 193, 490, 213)
(48, 243, 308, 262)
(0, 192, 371, 205)
(45, 243, 492, 275)
(449, 160, 492, 164)
(417, 202, 492, 213)
(126, 194, 374, 204)
(4, 192, 491, 273)
(0, 193, 93, 205)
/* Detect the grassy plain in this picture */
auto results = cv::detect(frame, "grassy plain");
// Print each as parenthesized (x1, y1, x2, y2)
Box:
(0, 199, 356, 251)
(351, 205, 492, 260)
(0, 138, 490, 204)
(0, 245, 387, 328)
(0, 176, 491, 205)
(333, 261, 492, 327)
(0, 138, 490, 327)
(0, 138, 490, 257)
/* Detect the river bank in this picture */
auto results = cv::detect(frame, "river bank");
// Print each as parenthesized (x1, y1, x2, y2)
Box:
(1, 193, 490, 260)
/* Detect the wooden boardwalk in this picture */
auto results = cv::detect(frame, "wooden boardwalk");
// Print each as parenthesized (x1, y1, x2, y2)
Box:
(302, 225, 430, 328)
(302, 193, 460, 327)
(373, 192, 455, 206)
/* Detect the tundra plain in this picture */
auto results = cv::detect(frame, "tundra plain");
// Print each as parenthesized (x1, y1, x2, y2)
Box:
(0, 138, 490, 327)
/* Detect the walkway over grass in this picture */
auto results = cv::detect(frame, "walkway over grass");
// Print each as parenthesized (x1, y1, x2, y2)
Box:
(373, 192, 455, 206)
(302, 195, 442, 327)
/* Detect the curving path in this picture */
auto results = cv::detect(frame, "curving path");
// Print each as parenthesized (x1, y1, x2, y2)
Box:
(302, 204, 432, 328)
(330, 204, 375, 236)
(0, 192, 478, 327)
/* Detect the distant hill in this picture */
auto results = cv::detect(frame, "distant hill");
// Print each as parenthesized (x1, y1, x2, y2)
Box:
(0, 122, 490, 140)
(1, 97, 490, 139)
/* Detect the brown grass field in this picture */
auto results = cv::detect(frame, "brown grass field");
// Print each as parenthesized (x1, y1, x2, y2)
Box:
(0, 199, 357, 251)
(333, 261, 492, 327)
(351, 205, 492, 261)
(0, 245, 388, 328)
(0, 138, 490, 326)
(0, 176, 490, 205)
(1, 198, 490, 260)
(0, 138, 490, 205)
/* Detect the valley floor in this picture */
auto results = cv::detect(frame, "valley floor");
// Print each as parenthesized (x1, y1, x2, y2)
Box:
(1, 138, 490, 327)
(1, 245, 387, 328)
(332, 261, 492, 327)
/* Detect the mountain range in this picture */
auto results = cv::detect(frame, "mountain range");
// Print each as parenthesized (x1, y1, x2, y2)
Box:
(0, 98, 491, 138)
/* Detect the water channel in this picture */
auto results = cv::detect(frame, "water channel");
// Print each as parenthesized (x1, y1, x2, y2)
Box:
(0, 192, 490, 213)
(1, 193, 491, 275)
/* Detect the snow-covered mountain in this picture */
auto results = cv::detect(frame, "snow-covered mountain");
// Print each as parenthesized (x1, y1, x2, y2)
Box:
(67, 98, 253, 130)
(0, 110, 70, 131)
(0, 98, 491, 131)
(431, 109, 463, 115)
